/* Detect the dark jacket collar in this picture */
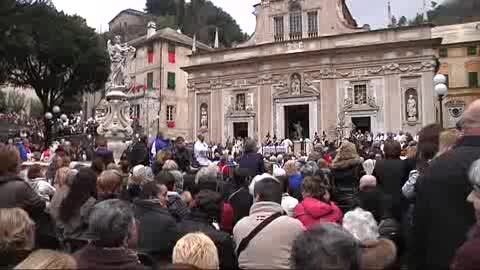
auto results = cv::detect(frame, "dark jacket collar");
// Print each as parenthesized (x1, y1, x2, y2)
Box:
(187, 209, 213, 224)
(458, 136, 480, 147)
(134, 199, 170, 215)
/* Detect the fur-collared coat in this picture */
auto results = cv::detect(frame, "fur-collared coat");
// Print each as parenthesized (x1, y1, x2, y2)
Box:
(331, 141, 365, 214)
(361, 239, 397, 270)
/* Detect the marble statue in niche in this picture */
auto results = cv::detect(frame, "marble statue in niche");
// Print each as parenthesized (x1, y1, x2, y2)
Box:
(405, 88, 419, 123)
(291, 73, 301, 95)
(200, 103, 208, 129)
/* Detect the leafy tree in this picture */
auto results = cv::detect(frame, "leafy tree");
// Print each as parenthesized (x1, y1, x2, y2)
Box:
(0, 90, 6, 113)
(398, 16, 408, 27)
(0, 1, 110, 113)
(29, 98, 44, 118)
(1, 91, 28, 114)
(146, 0, 177, 16)
(428, 0, 480, 25)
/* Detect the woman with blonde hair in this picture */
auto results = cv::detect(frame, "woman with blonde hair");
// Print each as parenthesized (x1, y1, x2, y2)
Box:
(54, 167, 71, 189)
(14, 249, 76, 269)
(173, 232, 219, 270)
(437, 129, 460, 157)
(0, 208, 35, 268)
(97, 169, 123, 201)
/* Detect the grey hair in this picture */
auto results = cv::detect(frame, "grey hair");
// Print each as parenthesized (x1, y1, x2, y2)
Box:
(469, 159, 480, 191)
(163, 160, 179, 171)
(244, 139, 257, 153)
(301, 161, 319, 176)
(291, 223, 361, 270)
(195, 165, 218, 185)
(88, 199, 135, 247)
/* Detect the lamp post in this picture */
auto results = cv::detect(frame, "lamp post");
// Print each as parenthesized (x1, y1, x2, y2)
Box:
(434, 74, 448, 129)
(44, 106, 64, 148)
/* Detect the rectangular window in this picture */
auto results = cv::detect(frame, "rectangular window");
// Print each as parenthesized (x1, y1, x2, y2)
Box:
(307, 11, 318, 37)
(166, 105, 175, 122)
(468, 46, 478, 56)
(469, 72, 478, 88)
(147, 72, 153, 90)
(354, 84, 367, 105)
(439, 47, 448, 58)
(445, 74, 449, 87)
(235, 93, 246, 111)
(274, 16, 284, 42)
(289, 11, 302, 40)
(167, 72, 176, 90)
(147, 44, 154, 64)
(168, 43, 176, 63)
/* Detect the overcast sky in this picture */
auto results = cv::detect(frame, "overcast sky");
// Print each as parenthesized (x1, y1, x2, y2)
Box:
(52, 0, 442, 34)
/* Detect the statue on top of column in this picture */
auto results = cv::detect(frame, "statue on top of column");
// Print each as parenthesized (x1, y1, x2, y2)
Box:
(107, 35, 136, 91)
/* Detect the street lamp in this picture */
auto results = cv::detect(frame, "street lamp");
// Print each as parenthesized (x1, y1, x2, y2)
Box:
(52, 105, 61, 114)
(434, 74, 448, 129)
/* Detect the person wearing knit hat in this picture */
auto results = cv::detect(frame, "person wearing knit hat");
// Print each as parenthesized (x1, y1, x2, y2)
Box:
(343, 207, 397, 270)
(359, 175, 377, 191)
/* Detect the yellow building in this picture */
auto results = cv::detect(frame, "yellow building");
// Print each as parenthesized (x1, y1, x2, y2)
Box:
(433, 22, 480, 128)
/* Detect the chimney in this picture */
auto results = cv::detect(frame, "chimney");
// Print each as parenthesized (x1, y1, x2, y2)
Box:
(147, 21, 156, 38)
(214, 28, 219, 49)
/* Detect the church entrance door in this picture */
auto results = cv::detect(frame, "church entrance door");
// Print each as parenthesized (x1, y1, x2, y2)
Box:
(352, 117, 371, 133)
(284, 105, 309, 139)
(233, 122, 249, 139)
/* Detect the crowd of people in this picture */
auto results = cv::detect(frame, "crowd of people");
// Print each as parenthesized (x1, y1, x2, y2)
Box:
(0, 99, 480, 270)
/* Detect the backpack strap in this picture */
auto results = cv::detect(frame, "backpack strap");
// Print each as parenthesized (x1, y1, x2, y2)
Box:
(236, 212, 283, 257)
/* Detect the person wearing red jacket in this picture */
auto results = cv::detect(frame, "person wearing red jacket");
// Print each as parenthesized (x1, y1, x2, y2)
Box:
(294, 175, 342, 229)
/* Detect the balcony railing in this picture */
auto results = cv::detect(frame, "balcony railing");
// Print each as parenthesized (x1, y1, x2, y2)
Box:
(289, 32, 302, 40)
(274, 35, 284, 42)
(308, 31, 318, 38)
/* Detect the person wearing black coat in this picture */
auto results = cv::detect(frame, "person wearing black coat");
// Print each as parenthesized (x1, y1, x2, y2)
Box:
(172, 137, 192, 173)
(410, 116, 480, 270)
(177, 190, 238, 270)
(373, 140, 409, 222)
(128, 136, 149, 168)
(238, 139, 264, 177)
(331, 141, 365, 214)
(133, 181, 179, 265)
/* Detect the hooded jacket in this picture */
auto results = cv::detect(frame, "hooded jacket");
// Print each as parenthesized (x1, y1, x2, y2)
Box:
(294, 197, 342, 228)
(0, 175, 46, 221)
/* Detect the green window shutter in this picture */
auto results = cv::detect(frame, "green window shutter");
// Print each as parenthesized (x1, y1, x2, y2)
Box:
(469, 72, 478, 88)
(168, 72, 176, 90)
(439, 48, 448, 58)
(168, 43, 176, 53)
(147, 72, 153, 90)
(467, 46, 477, 56)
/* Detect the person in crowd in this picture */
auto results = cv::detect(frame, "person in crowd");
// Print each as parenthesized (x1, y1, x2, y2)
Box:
(151, 132, 171, 166)
(49, 169, 76, 223)
(122, 164, 154, 202)
(278, 175, 298, 217)
(16, 138, 30, 161)
(291, 223, 361, 270)
(233, 177, 303, 269)
(156, 170, 190, 221)
(225, 168, 254, 228)
(172, 136, 191, 173)
(90, 157, 106, 176)
(128, 135, 149, 168)
(363, 152, 377, 175)
(373, 140, 408, 222)
(14, 249, 76, 270)
(94, 137, 114, 167)
(0, 144, 46, 223)
(153, 149, 173, 175)
(133, 181, 178, 265)
(27, 164, 55, 203)
(239, 139, 264, 177)
(0, 208, 35, 268)
(96, 169, 123, 201)
(436, 129, 460, 158)
(178, 190, 237, 269)
(331, 140, 365, 214)
(294, 175, 342, 228)
(195, 164, 222, 194)
(451, 159, 480, 270)
(164, 160, 184, 193)
(411, 100, 480, 270)
(343, 203, 397, 270)
(46, 146, 67, 182)
(193, 134, 211, 167)
(172, 232, 219, 270)
(74, 199, 148, 270)
(284, 160, 303, 201)
(57, 167, 97, 252)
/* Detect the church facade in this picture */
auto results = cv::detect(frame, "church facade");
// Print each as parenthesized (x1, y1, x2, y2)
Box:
(183, 0, 441, 144)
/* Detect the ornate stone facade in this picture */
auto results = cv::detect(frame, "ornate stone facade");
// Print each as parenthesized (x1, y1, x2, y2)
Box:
(183, 0, 440, 143)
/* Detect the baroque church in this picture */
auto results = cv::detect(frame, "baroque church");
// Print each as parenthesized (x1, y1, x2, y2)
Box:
(183, 0, 441, 144)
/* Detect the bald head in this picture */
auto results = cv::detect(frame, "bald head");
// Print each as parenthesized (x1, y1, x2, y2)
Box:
(463, 100, 480, 134)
